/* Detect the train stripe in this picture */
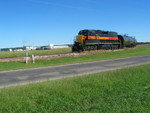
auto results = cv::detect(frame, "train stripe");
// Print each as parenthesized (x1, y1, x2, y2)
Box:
(85, 43, 121, 45)
(86, 36, 119, 40)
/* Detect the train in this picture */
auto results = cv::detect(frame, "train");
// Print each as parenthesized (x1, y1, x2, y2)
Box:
(72, 29, 137, 52)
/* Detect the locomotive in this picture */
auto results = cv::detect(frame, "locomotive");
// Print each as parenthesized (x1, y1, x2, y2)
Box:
(72, 29, 137, 52)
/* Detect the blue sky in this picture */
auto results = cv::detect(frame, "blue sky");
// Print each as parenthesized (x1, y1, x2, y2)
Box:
(0, 0, 150, 48)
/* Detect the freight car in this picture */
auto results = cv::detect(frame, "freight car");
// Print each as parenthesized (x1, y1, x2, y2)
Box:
(72, 29, 137, 52)
(118, 35, 137, 48)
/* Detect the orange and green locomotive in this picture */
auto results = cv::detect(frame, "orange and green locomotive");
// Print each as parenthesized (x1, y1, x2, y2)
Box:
(72, 29, 136, 52)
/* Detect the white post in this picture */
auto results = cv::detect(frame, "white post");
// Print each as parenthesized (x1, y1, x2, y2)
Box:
(25, 52, 29, 64)
(32, 54, 35, 63)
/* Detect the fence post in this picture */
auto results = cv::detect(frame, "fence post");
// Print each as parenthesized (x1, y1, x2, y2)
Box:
(32, 54, 35, 63)
(25, 52, 29, 64)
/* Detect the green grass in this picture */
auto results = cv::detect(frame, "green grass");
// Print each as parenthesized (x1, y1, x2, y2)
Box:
(0, 64, 150, 113)
(0, 46, 150, 71)
(0, 48, 71, 58)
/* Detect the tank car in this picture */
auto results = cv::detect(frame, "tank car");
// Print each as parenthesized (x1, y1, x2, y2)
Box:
(118, 35, 137, 48)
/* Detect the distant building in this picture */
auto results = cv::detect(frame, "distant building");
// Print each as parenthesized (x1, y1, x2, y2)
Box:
(0, 47, 23, 52)
(9, 49, 13, 51)
(24, 46, 37, 51)
(14, 49, 23, 51)
(53, 45, 69, 49)
(49, 44, 54, 49)
(0, 44, 70, 52)
(37, 44, 70, 50)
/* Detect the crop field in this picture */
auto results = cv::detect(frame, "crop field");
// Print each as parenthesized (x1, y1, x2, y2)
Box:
(0, 64, 150, 112)
(0, 45, 150, 71)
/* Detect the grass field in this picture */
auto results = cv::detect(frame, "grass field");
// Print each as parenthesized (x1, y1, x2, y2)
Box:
(0, 64, 150, 113)
(0, 48, 71, 58)
(0, 45, 150, 71)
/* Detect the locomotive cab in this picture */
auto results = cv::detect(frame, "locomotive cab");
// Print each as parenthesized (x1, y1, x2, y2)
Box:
(72, 30, 88, 52)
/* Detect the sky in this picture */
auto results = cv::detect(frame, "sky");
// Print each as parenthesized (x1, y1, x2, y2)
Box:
(0, 0, 150, 48)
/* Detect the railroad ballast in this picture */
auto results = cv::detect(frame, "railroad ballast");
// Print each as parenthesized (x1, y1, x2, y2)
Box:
(72, 29, 137, 52)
